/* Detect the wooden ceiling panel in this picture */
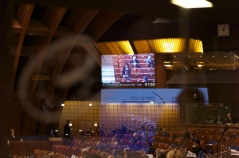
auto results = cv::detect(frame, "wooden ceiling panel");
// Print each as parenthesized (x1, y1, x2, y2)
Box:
(12, 3, 34, 91)
(85, 11, 125, 41)
(65, 9, 99, 33)
(27, 20, 50, 35)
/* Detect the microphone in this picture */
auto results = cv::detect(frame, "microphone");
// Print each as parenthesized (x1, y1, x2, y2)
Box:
(218, 125, 228, 144)
(226, 134, 237, 156)
(224, 125, 229, 132)
(217, 125, 229, 156)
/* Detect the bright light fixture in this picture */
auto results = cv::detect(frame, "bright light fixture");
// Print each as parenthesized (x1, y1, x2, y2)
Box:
(198, 64, 203, 67)
(171, 0, 213, 8)
(164, 64, 172, 67)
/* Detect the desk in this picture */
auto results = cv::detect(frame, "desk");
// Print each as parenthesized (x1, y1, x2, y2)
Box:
(9, 141, 52, 155)
(179, 124, 239, 134)
(231, 149, 239, 157)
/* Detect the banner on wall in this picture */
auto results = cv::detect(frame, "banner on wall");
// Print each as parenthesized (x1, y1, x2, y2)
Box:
(101, 88, 209, 105)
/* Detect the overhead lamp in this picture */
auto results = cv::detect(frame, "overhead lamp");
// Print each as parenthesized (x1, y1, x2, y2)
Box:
(164, 64, 172, 67)
(197, 64, 203, 68)
(149, 101, 155, 105)
(133, 38, 203, 54)
(171, 0, 213, 8)
(164, 61, 173, 67)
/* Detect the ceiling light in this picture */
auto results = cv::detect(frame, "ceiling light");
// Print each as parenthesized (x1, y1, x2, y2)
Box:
(164, 64, 172, 67)
(198, 64, 203, 67)
(171, 0, 213, 8)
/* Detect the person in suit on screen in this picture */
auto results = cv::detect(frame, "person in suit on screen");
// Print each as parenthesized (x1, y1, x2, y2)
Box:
(145, 55, 154, 68)
(142, 76, 149, 82)
(130, 55, 141, 68)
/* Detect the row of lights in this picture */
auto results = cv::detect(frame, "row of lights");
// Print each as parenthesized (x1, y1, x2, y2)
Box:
(164, 63, 203, 68)
(61, 102, 93, 107)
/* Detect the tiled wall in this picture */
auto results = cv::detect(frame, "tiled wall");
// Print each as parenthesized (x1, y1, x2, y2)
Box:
(58, 101, 179, 136)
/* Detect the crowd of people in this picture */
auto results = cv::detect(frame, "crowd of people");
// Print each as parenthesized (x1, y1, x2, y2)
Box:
(213, 113, 238, 125)
(8, 117, 233, 157)
(66, 130, 208, 158)
(60, 120, 206, 158)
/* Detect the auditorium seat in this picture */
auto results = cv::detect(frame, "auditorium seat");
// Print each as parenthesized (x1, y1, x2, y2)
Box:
(34, 149, 48, 158)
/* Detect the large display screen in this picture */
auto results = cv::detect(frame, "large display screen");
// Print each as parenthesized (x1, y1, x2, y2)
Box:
(101, 53, 155, 88)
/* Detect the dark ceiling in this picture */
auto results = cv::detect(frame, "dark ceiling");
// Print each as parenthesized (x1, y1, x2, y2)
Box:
(8, 0, 239, 108)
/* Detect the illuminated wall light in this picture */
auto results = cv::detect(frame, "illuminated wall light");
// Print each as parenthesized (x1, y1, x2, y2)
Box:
(69, 123, 72, 127)
(164, 61, 171, 63)
(163, 42, 175, 52)
(94, 123, 98, 126)
(89, 103, 92, 106)
(198, 64, 203, 68)
(61, 103, 65, 106)
(164, 64, 172, 67)
(171, 0, 213, 8)
(149, 101, 155, 105)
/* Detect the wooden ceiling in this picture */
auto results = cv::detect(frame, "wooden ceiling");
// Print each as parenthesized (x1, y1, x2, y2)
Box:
(8, 0, 239, 107)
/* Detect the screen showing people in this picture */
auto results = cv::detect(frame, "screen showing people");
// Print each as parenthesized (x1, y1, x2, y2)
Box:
(101, 53, 155, 87)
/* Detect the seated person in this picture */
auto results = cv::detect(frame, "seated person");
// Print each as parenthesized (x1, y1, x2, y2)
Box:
(145, 55, 154, 68)
(214, 114, 224, 124)
(129, 133, 140, 150)
(225, 113, 236, 124)
(166, 148, 184, 158)
(191, 138, 204, 156)
(130, 55, 141, 68)
(122, 62, 131, 81)
(146, 141, 156, 157)
(142, 76, 149, 82)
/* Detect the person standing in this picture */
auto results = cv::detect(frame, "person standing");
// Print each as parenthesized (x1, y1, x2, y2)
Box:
(8, 129, 22, 142)
(63, 120, 73, 146)
(122, 62, 131, 81)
